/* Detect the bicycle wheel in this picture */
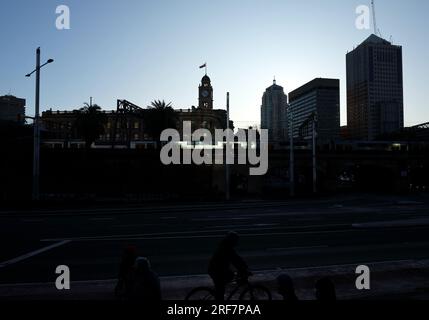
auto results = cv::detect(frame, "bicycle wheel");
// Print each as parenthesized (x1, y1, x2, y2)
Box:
(239, 284, 272, 301)
(185, 287, 216, 301)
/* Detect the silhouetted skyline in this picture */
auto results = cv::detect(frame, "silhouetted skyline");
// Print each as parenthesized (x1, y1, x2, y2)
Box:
(1, 0, 429, 128)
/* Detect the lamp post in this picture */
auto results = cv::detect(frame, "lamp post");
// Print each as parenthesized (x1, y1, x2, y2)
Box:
(26, 47, 54, 201)
(225, 92, 230, 201)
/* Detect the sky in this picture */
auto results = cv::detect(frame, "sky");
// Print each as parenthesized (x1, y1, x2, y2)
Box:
(1, 0, 428, 128)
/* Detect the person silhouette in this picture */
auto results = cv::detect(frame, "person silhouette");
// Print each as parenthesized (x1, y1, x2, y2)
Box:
(315, 278, 337, 301)
(114, 246, 138, 299)
(277, 274, 298, 301)
(208, 231, 250, 301)
(130, 257, 162, 303)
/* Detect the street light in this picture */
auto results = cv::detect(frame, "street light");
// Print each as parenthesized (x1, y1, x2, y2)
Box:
(225, 92, 230, 201)
(25, 47, 54, 201)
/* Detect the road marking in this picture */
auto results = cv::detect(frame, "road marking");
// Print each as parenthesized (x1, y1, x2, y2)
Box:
(116, 223, 161, 228)
(203, 223, 280, 229)
(266, 245, 328, 252)
(40, 223, 349, 242)
(89, 217, 115, 221)
(0, 240, 71, 269)
(41, 228, 358, 242)
(21, 219, 45, 223)
(353, 218, 429, 229)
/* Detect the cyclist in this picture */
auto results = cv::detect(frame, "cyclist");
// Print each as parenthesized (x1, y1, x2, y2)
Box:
(208, 231, 250, 301)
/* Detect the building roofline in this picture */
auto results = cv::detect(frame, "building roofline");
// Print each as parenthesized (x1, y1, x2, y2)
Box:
(289, 78, 339, 101)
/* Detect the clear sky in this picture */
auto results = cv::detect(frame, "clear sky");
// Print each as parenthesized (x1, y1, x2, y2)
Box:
(1, 0, 428, 128)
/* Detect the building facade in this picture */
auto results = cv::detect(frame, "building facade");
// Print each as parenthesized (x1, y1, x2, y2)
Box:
(346, 34, 404, 140)
(41, 108, 152, 149)
(289, 78, 340, 143)
(41, 74, 229, 149)
(0, 95, 26, 124)
(261, 79, 288, 145)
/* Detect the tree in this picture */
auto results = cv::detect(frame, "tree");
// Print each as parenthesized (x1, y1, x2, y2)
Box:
(145, 100, 178, 147)
(74, 103, 107, 149)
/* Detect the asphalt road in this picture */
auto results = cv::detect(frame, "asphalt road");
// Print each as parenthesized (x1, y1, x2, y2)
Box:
(1, 194, 429, 285)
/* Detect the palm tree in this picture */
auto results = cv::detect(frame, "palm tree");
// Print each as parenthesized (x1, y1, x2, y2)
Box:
(145, 100, 178, 148)
(74, 103, 107, 149)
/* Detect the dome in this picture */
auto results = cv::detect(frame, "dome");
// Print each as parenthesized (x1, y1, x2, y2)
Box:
(202, 75, 211, 83)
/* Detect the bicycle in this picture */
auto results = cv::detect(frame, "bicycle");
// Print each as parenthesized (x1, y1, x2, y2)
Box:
(185, 274, 272, 301)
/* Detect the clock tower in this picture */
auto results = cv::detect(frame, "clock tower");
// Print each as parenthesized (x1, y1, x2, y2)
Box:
(198, 75, 213, 109)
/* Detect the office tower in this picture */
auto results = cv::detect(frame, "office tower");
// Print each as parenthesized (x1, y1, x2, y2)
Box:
(261, 79, 288, 144)
(289, 78, 340, 143)
(346, 34, 404, 140)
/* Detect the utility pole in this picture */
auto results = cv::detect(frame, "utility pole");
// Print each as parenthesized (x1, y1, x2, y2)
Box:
(288, 104, 295, 197)
(225, 92, 230, 201)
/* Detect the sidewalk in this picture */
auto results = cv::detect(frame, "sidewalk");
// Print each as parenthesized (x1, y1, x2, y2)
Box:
(1, 259, 429, 300)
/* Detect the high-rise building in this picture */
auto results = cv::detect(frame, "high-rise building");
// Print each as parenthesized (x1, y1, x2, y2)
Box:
(289, 78, 340, 143)
(261, 79, 288, 144)
(0, 95, 26, 124)
(346, 34, 404, 140)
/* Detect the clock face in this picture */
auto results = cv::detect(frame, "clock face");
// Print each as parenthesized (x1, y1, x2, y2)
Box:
(202, 90, 209, 98)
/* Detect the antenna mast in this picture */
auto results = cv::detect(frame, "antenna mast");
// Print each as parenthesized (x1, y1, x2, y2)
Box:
(371, 0, 378, 36)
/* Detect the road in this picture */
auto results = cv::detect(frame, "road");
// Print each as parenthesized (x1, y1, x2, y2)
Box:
(1, 194, 429, 285)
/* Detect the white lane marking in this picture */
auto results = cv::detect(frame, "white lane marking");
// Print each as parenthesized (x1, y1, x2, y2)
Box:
(116, 224, 161, 228)
(89, 217, 115, 221)
(192, 217, 252, 222)
(0, 201, 315, 216)
(21, 219, 45, 223)
(0, 240, 71, 268)
(40, 224, 349, 242)
(204, 224, 254, 229)
(41, 228, 359, 242)
(353, 218, 429, 229)
(266, 245, 328, 252)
